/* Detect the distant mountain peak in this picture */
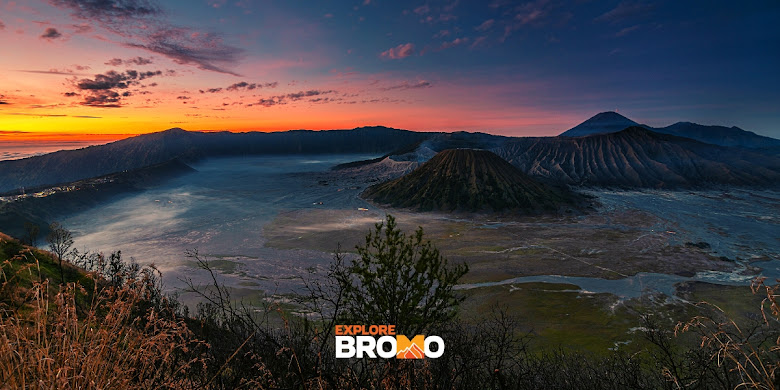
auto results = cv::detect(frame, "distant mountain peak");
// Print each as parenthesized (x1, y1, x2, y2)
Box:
(588, 111, 634, 122)
(560, 111, 640, 137)
(162, 127, 188, 133)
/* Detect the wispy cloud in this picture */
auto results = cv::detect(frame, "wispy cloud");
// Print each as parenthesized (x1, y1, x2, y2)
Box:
(0, 20, 5, 30)
(475, 19, 494, 32)
(49, 0, 161, 20)
(414, 5, 430, 15)
(595, 1, 655, 24)
(125, 27, 244, 76)
(439, 37, 468, 50)
(226, 81, 279, 91)
(49, 0, 244, 76)
(198, 81, 279, 94)
(19, 69, 90, 76)
(380, 43, 415, 59)
(616, 24, 641, 37)
(246, 89, 336, 107)
(105, 56, 154, 66)
(380, 81, 432, 91)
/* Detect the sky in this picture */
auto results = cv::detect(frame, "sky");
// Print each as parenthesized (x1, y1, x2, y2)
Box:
(0, 0, 779, 139)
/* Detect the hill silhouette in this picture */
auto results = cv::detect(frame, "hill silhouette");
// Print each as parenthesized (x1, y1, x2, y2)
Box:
(362, 149, 578, 212)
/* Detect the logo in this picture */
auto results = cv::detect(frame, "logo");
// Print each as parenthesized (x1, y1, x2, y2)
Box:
(335, 325, 444, 359)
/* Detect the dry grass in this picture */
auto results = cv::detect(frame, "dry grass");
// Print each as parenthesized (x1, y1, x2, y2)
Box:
(674, 277, 780, 390)
(0, 256, 208, 389)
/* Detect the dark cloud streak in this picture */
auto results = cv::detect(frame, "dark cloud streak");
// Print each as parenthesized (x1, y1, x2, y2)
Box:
(380, 81, 432, 91)
(49, 0, 160, 20)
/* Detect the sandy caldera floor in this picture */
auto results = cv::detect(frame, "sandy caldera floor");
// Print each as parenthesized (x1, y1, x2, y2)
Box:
(261, 206, 735, 284)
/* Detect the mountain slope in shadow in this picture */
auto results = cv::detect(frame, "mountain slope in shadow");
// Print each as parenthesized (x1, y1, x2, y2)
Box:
(497, 126, 780, 188)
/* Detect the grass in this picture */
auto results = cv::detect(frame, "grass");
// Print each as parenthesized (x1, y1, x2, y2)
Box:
(0, 234, 211, 389)
(188, 258, 242, 274)
(459, 282, 640, 353)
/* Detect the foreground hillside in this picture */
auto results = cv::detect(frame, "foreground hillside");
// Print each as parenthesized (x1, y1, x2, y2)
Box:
(363, 149, 580, 212)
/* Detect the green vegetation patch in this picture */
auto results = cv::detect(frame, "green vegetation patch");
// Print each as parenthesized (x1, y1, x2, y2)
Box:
(460, 282, 639, 353)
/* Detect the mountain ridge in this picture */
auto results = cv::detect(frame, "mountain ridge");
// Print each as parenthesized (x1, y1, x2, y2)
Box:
(498, 126, 780, 188)
(0, 127, 431, 193)
(560, 111, 780, 150)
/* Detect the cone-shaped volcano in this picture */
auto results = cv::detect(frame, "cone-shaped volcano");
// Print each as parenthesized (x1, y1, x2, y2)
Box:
(362, 149, 578, 212)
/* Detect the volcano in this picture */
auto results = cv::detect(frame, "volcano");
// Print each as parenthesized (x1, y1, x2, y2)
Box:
(362, 149, 578, 212)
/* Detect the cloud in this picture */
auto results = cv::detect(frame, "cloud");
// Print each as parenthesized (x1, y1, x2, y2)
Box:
(470, 36, 487, 49)
(380, 43, 415, 59)
(0, 20, 5, 30)
(615, 24, 641, 37)
(105, 58, 124, 66)
(439, 37, 468, 50)
(76, 70, 161, 90)
(247, 89, 336, 107)
(284, 89, 333, 100)
(8, 113, 68, 117)
(126, 27, 244, 76)
(49, 0, 161, 20)
(433, 29, 450, 38)
(41, 27, 63, 40)
(176, 96, 190, 100)
(475, 19, 494, 32)
(380, 81, 432, 91)
(105, 56, 154, 66)
(0, 101, 9, 105)
(126, 56, 153, 66)
(19, 69, 89, 75)
(72, 69, 166, 107)
(50, 0, 243, 76)
(71, 23, 92, 33)
(414, 5, 430, 15)
(226, 81, 278, 91)
(64, 92, 79, 97)
(595, 1, 655, 24)
(81, 91, 122, 107)
(198, 81, 278, 94)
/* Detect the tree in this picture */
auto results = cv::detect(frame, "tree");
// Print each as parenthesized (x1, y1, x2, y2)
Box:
(47, 222, 74, 284)
(23, 222, 39, 247)
(335, 214, 468, 335)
